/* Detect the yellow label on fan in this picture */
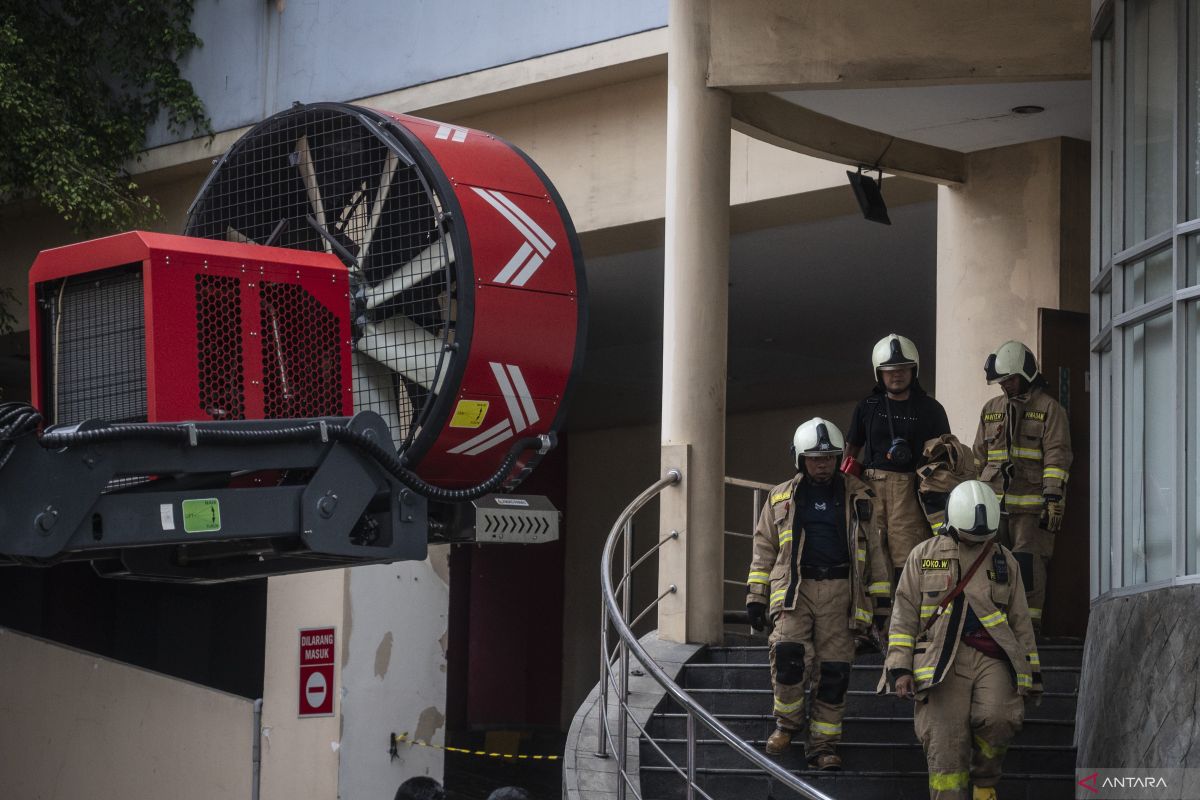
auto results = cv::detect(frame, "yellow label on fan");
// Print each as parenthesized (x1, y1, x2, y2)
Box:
(450, 400, 490, 429)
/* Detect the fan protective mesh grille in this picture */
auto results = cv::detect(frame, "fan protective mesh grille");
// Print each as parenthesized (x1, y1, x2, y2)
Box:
(43, 268, 147, 426)
(185, 106, 454, 450)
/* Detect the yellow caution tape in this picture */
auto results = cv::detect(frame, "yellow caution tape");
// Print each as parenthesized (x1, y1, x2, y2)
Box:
(390, 732, 560, 761)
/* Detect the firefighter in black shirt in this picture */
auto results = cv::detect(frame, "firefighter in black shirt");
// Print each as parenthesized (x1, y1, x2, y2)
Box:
(843, 334, 951, 618)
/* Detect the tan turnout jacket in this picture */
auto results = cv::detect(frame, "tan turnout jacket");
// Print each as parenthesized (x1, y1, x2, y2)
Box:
(973, 386, 1072, 514)
(745, 472, 891, 630)
(884, 534, 1042, 697)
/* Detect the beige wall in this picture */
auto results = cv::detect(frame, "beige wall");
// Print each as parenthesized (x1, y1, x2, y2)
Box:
(935, 137, 1090, 438)
(455, 74, 861, 237)
(0, 627, 255, 800)
(560, 399, 857, 727)
(709, 0, 1090, 90)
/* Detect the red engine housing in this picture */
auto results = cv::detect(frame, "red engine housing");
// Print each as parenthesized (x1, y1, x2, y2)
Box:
(29, 232, 352, 425)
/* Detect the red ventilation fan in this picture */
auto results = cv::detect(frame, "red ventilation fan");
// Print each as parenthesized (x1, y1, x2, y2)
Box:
(183, 102, 585, 488)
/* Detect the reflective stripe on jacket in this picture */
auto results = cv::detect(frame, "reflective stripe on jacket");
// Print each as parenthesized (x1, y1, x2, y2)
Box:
(884, 535, 1042, 697)
(972, 387, 1073, 513)
(745, 473, 890, 630)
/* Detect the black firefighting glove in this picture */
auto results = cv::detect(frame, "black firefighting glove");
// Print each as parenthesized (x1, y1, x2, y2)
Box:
(1040, 494, 1065, 532)
(746, 602, 769, 633)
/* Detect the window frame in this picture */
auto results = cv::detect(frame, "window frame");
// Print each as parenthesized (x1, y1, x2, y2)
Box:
(1091, 0, 1200, 599)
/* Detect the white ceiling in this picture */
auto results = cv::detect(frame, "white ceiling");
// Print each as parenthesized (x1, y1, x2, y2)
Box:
(776, 81, 1091, 153)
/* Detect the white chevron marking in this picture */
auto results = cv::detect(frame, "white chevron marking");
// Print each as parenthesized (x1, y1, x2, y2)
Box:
(506, 364, 539, 426)
(494, 241, 533, 285)
(448, 420, 511, 454)
(450, 363, 541, 457)
(469, 187, 556, 286)
(489, 189, 555, 251)
(490, 361, 526, 431)
(465, 426, 513, 456)
(435, 124, 469, 143)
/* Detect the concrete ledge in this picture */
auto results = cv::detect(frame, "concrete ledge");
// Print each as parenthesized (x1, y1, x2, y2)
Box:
(563, 631, 703, 800)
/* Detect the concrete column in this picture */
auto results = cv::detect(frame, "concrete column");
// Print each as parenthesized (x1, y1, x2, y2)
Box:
(658, 0, 731, 645)
(935, 138, 1089, 435)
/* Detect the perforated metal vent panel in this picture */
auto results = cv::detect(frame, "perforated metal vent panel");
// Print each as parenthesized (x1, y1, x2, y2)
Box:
(196, 274, 245, 420)
(43, 268, 146, 426)
(260, 281, 343, 418)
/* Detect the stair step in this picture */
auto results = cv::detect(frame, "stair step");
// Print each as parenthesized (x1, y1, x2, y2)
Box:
(640, 738, 1076, 775)
(703, 642, 1084, 667)
(640, 767, 1076, 800)
(645, 713, 1075, 746)
(679, 662, 1080, 693)
(665, 688, 1079, 720)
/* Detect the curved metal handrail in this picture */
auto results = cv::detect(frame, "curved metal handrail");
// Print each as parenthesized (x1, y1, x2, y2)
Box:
(598, 469, 835, 800)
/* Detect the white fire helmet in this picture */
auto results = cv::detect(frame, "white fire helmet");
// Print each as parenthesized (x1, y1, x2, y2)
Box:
(871, 333, 920, 379)
(791, 417, 845, 470)
(946, 480, 1001, 543)
(984, 340, 1040, 385)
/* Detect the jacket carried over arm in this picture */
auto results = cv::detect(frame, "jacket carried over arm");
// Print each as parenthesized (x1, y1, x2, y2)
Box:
(746, 472, 891, 630)
(883, 534, 1042, 698)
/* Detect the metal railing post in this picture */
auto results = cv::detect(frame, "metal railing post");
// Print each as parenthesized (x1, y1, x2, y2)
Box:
(616, 519, 633, 800)
(751, 488, 762, 537)
(595, 600, 610, 758)
(686, 709, 697, 800)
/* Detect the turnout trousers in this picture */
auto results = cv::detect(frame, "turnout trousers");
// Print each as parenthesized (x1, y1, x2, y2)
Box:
(768, 577, 856, 754)
(864, 469, 931, 574)
(914, 646, 1024, 799)
(999, 513, 1054, 628)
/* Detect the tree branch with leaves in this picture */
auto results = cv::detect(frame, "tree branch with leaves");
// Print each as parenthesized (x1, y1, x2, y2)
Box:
(0, 0, 210, 331)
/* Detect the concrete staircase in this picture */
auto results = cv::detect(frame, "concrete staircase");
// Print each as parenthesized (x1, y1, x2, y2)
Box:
(640, 635, 1080, 799)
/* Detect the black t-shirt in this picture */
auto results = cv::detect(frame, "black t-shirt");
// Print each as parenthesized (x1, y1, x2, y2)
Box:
(846, 388, 951, 472)
(798, 480, 849, 567)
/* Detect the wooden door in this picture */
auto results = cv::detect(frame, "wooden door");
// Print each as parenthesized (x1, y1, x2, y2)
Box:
(1039, 308, 1090, 637)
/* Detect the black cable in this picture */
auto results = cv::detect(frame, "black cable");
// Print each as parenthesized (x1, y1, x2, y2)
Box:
(34, 412, 551, 502)
(0, 402, 43, 471)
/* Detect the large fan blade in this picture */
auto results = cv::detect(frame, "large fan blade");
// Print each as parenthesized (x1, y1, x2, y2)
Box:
(355, 151, 400, 263)
(295, 134, 331, 254)
(225, 226, 254, 244)
(355, 315, 442, 390)
(364, 237, 455, 311)
(337, 183, 370, 271)
(351, 351, 408, 449)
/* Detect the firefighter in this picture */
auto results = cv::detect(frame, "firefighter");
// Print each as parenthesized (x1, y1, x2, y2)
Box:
(972, 341, 1072, 629)
(745, 418, 890, 769)
(886, 481, 1042, 800)
(843, 334, 951, 615)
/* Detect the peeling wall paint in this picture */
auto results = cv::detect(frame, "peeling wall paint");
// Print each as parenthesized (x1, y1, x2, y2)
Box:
(338, 560, 448, 798)
(374, 632, 394, 680)
(415, 706, 446, 744)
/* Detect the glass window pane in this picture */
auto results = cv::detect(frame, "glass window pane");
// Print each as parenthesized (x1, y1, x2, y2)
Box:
(1101, 287, 1113, 326)
(1123, 248, 1173, 309)
(1101, 31, 1116, 264)
(1191, 233, 1200, 286)
(1189, 303, 1200, 575)
(1098, 347, 1114, 591)
(1123, 312, 1175, 585)
(1125, 0, 1176, 243)
(1190, 0, 1200, 220)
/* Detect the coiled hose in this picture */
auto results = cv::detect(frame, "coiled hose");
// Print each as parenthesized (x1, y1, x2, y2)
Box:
(0, 402, 551, 502)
